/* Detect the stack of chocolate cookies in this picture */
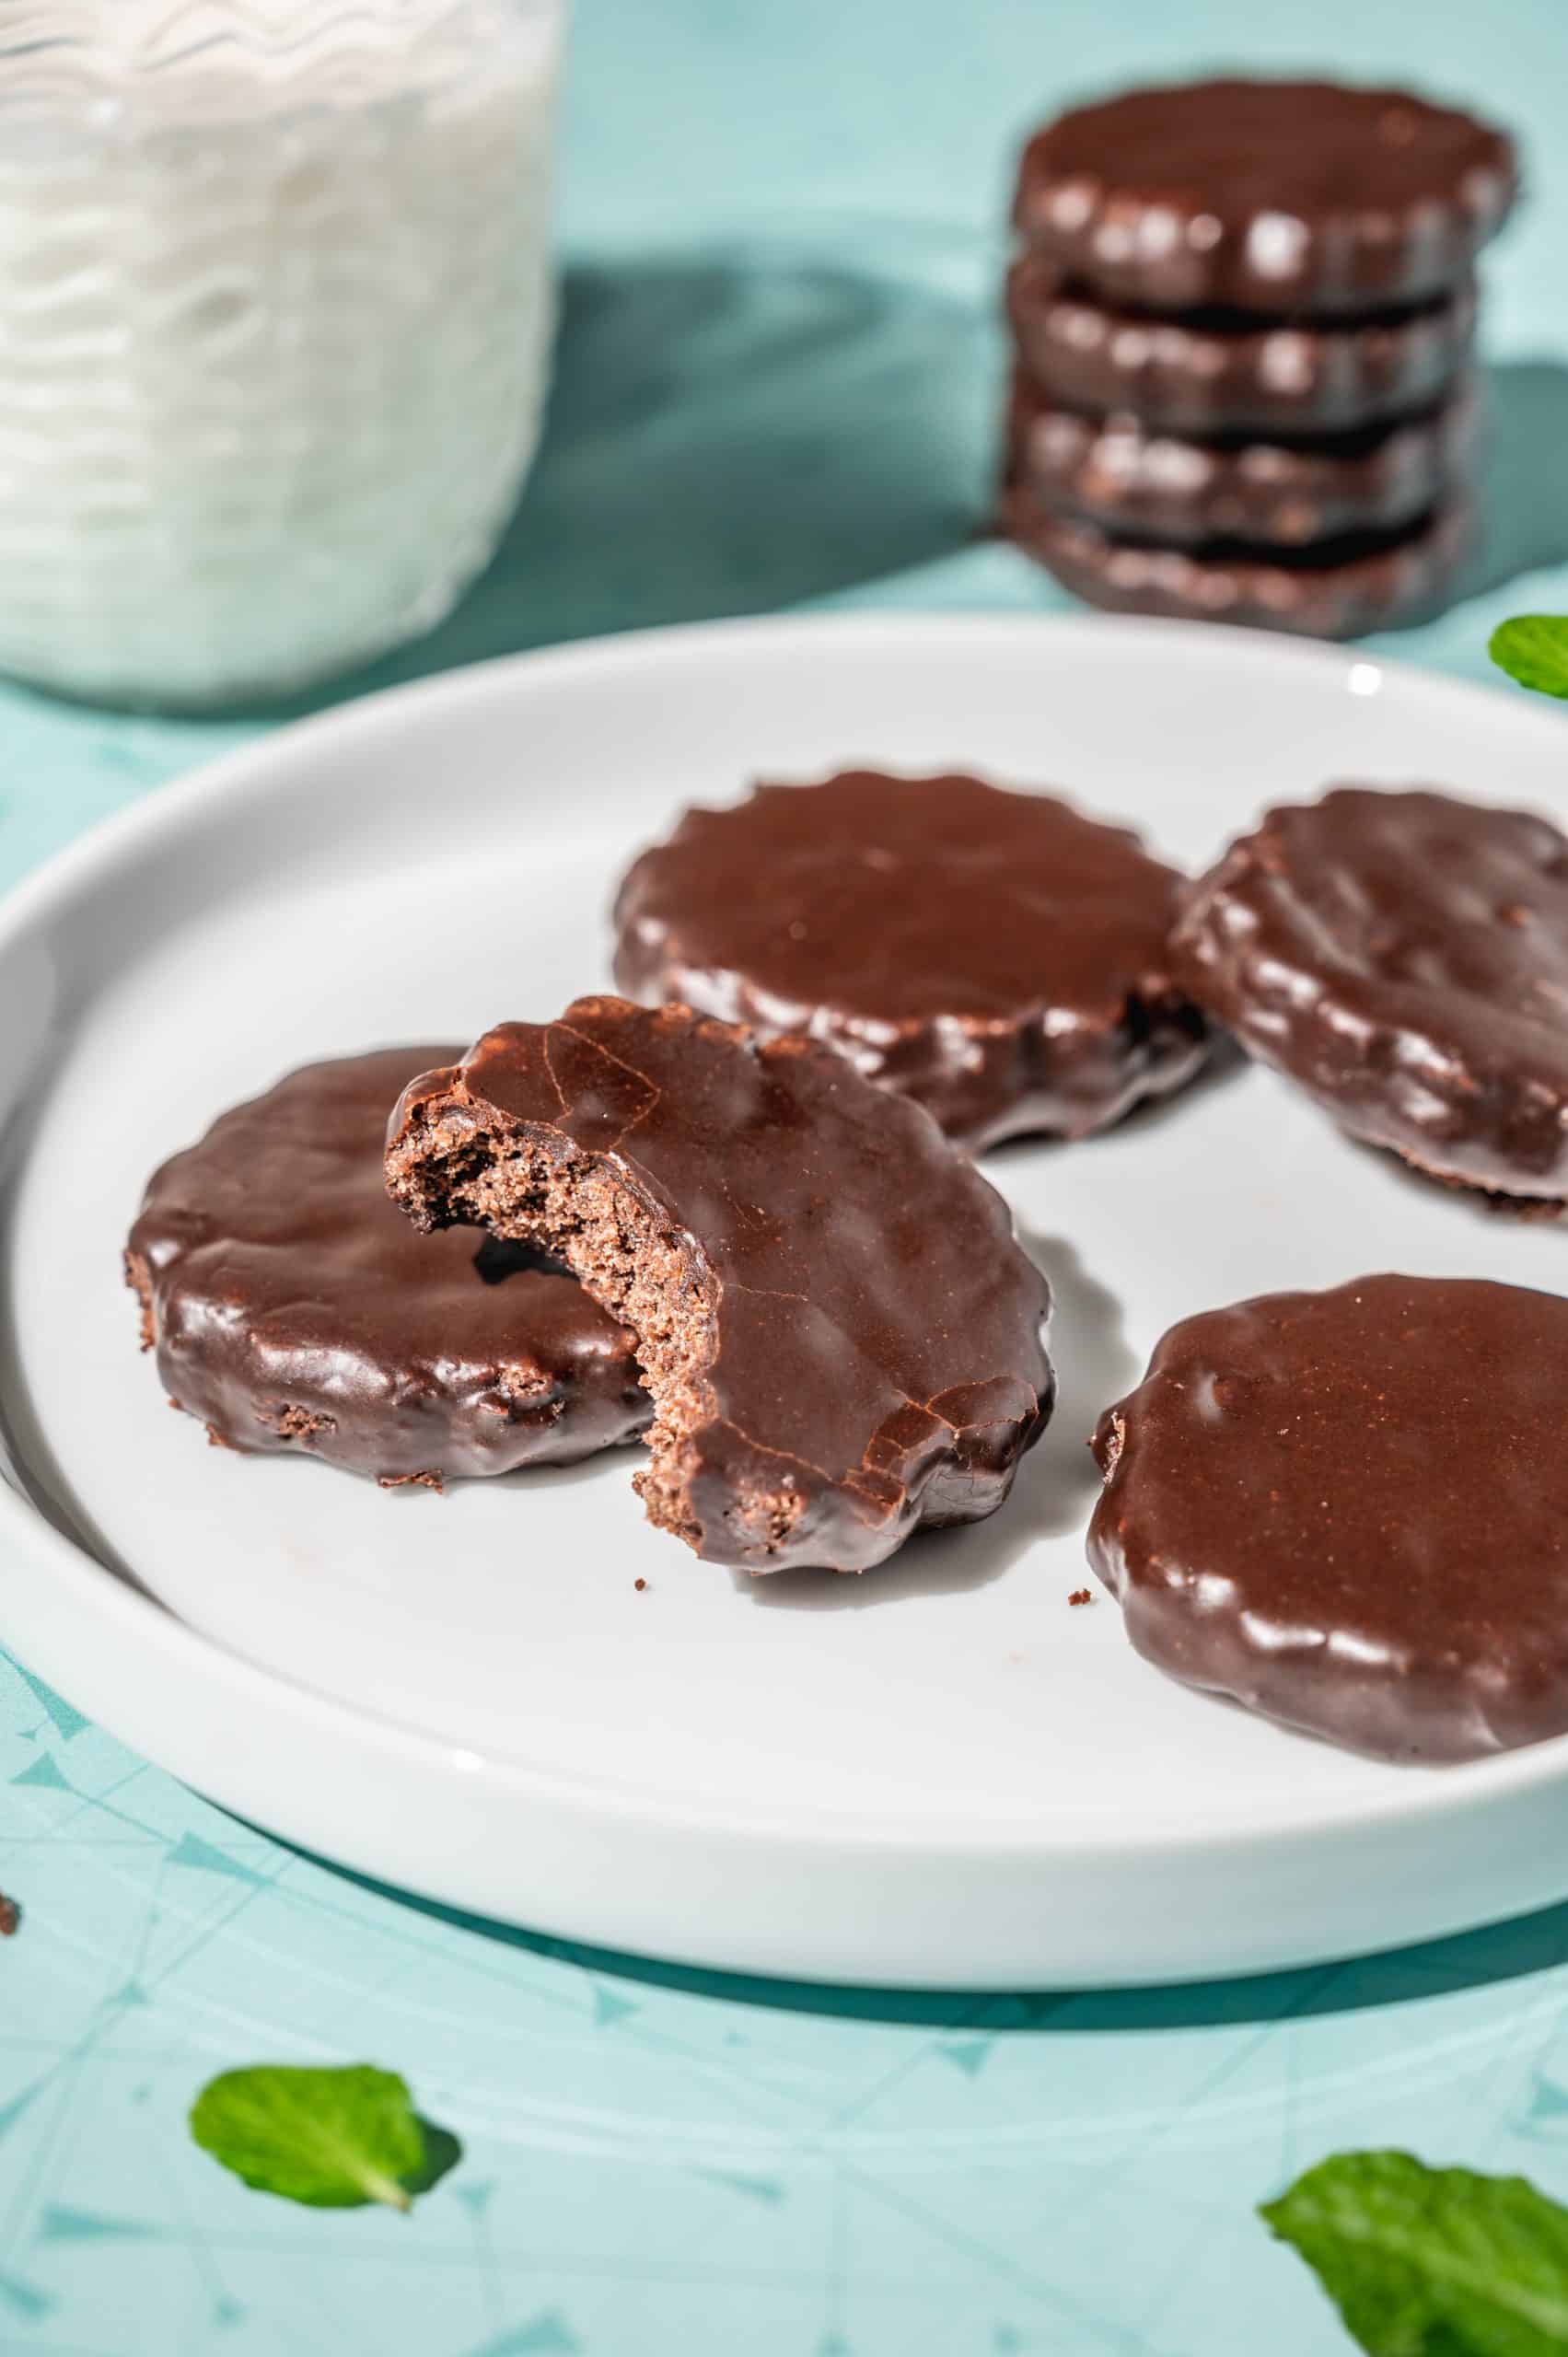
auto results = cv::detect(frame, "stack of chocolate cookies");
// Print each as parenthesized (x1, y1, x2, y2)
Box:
(1002, 79, 1517, 637)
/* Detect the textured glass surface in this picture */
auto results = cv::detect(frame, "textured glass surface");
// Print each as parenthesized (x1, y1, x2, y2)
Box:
(0, 1, 562, 707)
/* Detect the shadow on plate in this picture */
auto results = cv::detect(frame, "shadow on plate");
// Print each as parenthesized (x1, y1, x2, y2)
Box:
(1342, 1124, 1567, 1225)
(211, 246, 987, 725)
(981, 1035, 1248, 1178)
(1016, 1226, 1140, 1538)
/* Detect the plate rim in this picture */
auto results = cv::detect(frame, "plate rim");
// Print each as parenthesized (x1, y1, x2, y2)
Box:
(6, 608, 1568, 1864)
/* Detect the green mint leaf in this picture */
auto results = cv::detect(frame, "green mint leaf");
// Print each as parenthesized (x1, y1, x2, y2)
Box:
(1490, 616, 1568, 700)
(1261, 2149, 1568, 2354)
(190, 2064, 459, 2212)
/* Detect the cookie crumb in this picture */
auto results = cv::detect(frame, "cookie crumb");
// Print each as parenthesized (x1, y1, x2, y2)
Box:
(1068, 1587, 1093, 1607)
(634, 1578, 647, 1591)
(0, 1892, 20, 1938)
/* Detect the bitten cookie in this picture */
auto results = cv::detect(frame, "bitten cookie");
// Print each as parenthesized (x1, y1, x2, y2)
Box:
(1172, 786, 1568, 1200)
(612, 770, 1209, 1148)
(1089, 1276, 1568, 1761)
(385, 998, 1055, 1573)
(1013, 79, 1516, 317)
(128, 1046, 649, 1488)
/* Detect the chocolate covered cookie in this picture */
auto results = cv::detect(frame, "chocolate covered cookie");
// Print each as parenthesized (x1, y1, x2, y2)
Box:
(1005, 257, 1475, 436)
(1014, 80, 1516, 317)
(1006, 376, 1476, 548)
(612, 771, 1209, 1149)
(1173, 787, 1568, 1199)
(1007, 489, 1470, 638)
(1089, 1276, 1568, 1761)
(128, 1047, 649, 1487)
(385, 998, 1054, 1574)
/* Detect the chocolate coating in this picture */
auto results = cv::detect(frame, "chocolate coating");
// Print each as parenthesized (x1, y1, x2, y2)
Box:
(1015, 79, 1516, 317)
(1089, 1276, 1568, 1762)
(1006, 256, 1476, 435)
(1006, 488, 1470, 639)
(385, 997, 1055, 1574)
(128, 1047, 649, 1486)
(611, 771, 1211, 1149)
(1006, 375, 1477, 548)
(1172, 787, 1568, 1199)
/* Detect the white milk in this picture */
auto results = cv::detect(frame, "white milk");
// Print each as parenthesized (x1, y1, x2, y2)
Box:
(0, 2, 562, 706)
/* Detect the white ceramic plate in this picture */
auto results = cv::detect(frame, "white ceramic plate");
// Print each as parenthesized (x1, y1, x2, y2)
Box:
(6, 614, 1568, 1990)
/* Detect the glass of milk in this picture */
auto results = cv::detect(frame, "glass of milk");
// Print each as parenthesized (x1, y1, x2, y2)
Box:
(0, 0, 563, 709)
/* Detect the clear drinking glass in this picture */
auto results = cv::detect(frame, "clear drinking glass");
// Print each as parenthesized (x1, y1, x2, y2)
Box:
(0, 1, 564, 709)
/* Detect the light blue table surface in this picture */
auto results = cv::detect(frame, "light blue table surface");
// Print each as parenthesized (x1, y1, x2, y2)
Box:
(6, 4, 1568, 2351)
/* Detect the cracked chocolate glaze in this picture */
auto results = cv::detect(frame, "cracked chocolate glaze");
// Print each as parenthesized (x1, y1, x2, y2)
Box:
(1173, 787, 1568, 1198)
(1005, 375, 1477, 549)
(611, 772, 1210, 1149)
(385, 998, 1055, 1573)
(1014, 80, 1516, 317)
(128, 1047, 648, 1487)
(1006, 256, 1476, 436)
(1007, 490, 1470, 639)
(1089, 1276, 1568, 1762)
